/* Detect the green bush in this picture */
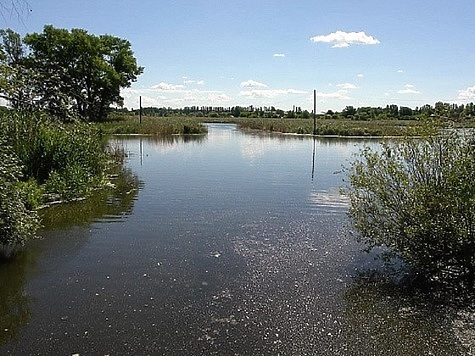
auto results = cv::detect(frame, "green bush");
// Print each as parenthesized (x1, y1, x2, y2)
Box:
(345, 131, 475, 291)
(0, 140, 39, 251)
(0, 112, 107, 203)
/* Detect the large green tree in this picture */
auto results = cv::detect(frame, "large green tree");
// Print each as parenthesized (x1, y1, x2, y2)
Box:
(0, 28, 37, 110)
(0, 25, 143, 121)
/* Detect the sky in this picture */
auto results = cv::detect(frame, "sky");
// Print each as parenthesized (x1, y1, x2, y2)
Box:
(2, 0, 475, 113)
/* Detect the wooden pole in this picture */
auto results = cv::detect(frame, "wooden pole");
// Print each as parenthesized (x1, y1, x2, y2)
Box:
(313, 89, 317, 135)
(139, 96, 142, 124)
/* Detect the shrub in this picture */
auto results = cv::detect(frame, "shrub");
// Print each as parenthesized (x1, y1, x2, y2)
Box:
(0, 140, 39, 251)
(0, 111, 107, 203)
(344, 131, 475, 291)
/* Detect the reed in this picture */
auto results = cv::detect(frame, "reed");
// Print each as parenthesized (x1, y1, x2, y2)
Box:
(97, 115, 207, 135)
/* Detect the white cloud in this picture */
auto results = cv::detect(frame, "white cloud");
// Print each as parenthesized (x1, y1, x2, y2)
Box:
(122, 86, 230, 108)
(207, 92, 231, 102)
(239, 88, 307, 99)
(240, 80, 268, 88)
(337, 83, 357, 90)
(317, 89, 351, 100)
(397, 69, 404, 73)
(310, 31, 380, 48)
(273, 53, 285, 58)
(152, 82, 185, 91)
(457, 85, 475, 101)
(183, 79, 205, 85)
(357, 73, 364, 78)
(398, 84, 420, 94)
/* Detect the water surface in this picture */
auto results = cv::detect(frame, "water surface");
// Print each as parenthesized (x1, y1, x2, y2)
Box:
(0, 124, 464, 355)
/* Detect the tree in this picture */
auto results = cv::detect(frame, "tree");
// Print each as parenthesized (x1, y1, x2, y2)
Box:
(0, 0, 29, 17)
(0, 28, 38, 110)
(342, 106, 356, 118)
(23, 25, 144, 121)
(345, 131, 475, 291)
(0, 26, 143, 121)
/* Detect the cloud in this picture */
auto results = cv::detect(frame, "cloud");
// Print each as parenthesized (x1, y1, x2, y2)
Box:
(273, 53, 286, 58)
(310, 31, 380, 48)
(122, 86, 231, 108)
(337, 83, 358, 90)
(240, 80, 268, 88)
(357, 73, 364, 78)
(457, 85, 475, 101)
(183, 78, 205, 85)
(317, 89, 352, 100)
(397, 84, 420, 94)
(239, 88, 307, 99)
(397, 69, 405, 73)
(152, 82, 185, 91)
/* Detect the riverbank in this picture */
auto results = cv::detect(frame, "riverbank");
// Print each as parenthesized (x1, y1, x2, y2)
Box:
(100, 114, 474, 137)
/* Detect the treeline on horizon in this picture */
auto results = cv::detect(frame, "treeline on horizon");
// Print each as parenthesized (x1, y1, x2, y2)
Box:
(114, 101, 475, 121)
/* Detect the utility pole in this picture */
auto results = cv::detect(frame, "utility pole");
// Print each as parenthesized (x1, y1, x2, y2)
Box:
(313, 89, 317, 135)
(139, 96, 142, 124)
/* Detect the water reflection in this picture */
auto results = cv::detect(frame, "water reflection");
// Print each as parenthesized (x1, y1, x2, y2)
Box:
(344, 274, 463, 355)
(0, 253, 32, 344)
(0, 166, 140, 343)
(40, 166, 140, 229)
(0, 126, 469, 354)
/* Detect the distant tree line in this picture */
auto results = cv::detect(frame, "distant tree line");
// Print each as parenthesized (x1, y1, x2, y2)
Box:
(336, 102, 475, 121)
(116, 105, 312, 120)
(116, 102, 475, 121)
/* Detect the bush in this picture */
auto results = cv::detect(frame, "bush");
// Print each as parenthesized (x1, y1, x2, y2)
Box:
(0, 140, 39, 251)
(345, 131, 475, 291)
(0, 111, 107, 203)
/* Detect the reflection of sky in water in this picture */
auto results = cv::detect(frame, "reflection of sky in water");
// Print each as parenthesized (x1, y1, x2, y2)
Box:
(1, 125, 463, 355)
(310, 189, 349, 209)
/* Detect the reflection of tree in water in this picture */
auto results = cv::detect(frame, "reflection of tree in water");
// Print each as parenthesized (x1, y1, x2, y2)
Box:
(0, 252, 32, 344)
(0, 167, 140, 346)
(39, 166, 141, 230)
(138, 134, 206, 147)
(343, 272, 464, 355)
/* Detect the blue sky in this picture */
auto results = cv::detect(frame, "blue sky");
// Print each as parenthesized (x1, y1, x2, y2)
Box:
(3, 0, 475, 112)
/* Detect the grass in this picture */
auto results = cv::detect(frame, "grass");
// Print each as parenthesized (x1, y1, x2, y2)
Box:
(103, 114, 474, 137)
(97, 115, 207, 135)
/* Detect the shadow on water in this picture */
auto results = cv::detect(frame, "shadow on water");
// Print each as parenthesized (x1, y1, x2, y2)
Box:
(0, 252, 33, 344)
(39, 166, 141, 229)
(0, 166, 141, 345)
(343, 272, 465, 355)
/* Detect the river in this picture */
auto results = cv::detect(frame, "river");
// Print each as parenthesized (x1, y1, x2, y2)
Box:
(0, 124, 467, 355)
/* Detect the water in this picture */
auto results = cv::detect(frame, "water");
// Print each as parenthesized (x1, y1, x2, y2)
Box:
(0, 124, 465, 355)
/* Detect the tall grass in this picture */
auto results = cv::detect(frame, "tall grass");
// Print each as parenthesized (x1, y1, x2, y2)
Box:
(0, 137, 39, 251)
(0, 111, 109, 204)
(97, 115, 207, 135)
(234, 118, 426, 136)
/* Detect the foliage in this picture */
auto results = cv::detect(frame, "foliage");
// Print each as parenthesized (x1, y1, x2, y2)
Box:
(0, 138, 39, 250)
(234, 117, 422, 136)
(0, 111, 108, 203)
(344, 131, 475, 290)
(0, 26, 143, 121)
(119, 101, 475, 122)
